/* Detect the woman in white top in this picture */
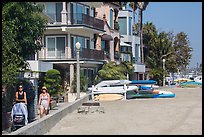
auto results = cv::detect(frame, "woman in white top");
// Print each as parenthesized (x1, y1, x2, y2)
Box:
(38, 86, 50, 118)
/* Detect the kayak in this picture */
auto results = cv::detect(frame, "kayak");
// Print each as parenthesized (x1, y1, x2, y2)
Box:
(127, 93, 156, 99)
(131, 80, 157, 85)
(155, 90, 175, 98)
(138, 89, 153, 94)
(94, 94, 124, 101)
(157, 93, 175, 98)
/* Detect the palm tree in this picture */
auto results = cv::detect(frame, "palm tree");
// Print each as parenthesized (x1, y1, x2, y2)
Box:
(137, 2, 149, 64)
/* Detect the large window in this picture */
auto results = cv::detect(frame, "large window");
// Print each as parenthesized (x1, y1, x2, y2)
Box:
(46, 36, 66, 58)
(110, 9, 113, 29)
(44, 3, 62, 22)
(118, 17, 127, 35)
(71, 3, 90, 24)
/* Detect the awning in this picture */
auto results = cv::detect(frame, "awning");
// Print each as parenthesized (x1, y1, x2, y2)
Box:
(120, 41, 131, 47)
(101, 34, 113, 41)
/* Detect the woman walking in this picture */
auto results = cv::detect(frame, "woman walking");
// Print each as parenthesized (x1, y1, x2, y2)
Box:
(38, 86, 50, 118)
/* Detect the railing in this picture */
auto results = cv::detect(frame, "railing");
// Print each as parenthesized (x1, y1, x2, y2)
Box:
(43, 12, 104, 30)
(72, 48, 104, 60)
(70, 13, 104, 30)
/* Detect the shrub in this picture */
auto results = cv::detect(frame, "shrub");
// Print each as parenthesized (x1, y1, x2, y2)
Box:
(44, 69, 63, 97)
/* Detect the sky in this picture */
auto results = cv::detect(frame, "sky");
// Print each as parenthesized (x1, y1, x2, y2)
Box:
(133, 2, 202, 69)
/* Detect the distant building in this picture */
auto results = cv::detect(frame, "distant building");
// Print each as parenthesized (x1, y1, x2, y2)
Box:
(118, 7, 146, 80)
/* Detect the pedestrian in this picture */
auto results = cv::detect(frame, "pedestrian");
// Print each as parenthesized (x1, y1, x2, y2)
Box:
(13, 85, 28, 125)
(38, 86, 50, 118)
(15, 85, 27, 104)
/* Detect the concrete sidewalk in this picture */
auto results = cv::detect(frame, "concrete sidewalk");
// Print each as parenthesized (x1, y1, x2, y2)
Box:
(34, 92, 87, 120)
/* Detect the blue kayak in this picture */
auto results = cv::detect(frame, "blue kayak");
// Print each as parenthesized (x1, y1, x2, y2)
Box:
(131, 80, 157, 85)
(157, 93, 175, 98)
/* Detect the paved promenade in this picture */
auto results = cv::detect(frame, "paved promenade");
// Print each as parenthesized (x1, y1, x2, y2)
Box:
(45, 87, 202, 135)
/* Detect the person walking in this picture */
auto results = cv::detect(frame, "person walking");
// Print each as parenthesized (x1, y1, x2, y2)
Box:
(15, 85, 27, 104)
(38, 86, 50, 118)
(12, 85, 28, 125)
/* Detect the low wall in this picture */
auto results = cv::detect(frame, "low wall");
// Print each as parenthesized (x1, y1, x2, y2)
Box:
(7, 94, 89, 135)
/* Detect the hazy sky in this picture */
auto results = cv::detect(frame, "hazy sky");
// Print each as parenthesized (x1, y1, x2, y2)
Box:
(135, 2, 202, 69)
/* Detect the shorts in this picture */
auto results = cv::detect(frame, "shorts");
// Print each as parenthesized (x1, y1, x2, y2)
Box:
(40, 100, 49, 110)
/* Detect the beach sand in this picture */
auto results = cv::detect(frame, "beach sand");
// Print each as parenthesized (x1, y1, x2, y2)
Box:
(45, 87, 202, 135)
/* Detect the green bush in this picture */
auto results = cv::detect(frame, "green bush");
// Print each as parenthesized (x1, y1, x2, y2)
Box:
(44, 69, 63, 97)
(71, 73, 89, 93)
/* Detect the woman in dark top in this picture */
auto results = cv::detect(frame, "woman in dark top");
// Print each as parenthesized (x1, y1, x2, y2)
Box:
(15, 85, 27, 104)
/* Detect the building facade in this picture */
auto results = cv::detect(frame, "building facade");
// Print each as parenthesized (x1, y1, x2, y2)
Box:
(95, 2, 121, 63)
(118, 7, 146, 80)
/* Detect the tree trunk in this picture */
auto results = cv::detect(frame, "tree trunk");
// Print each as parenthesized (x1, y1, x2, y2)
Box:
(139, 9, 144, 63)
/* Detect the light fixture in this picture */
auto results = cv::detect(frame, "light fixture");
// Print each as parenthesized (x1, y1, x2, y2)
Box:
(76, 42, 81, 50)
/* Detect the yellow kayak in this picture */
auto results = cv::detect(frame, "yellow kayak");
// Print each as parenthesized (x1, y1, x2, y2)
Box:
(94, 94, 124, 101)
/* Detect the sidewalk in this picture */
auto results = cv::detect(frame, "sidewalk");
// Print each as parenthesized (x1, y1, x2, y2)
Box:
(35, 92, 87, 119)
(2, 92, 87, 135)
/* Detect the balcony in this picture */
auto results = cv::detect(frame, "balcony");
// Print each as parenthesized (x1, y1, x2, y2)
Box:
(43, 12, 104, 30)
(70, 13, 104, 30)
(72, 48, 104, 60)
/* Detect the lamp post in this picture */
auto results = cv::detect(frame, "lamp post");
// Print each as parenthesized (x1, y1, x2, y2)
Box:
(76, 42, 81, 100)
(163, 59, 166, 87)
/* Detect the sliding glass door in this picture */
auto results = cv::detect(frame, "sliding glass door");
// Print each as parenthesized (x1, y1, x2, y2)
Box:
(46, 36, 66, 58)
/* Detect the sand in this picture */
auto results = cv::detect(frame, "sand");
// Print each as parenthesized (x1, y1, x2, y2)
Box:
(45, 87, 202, 135)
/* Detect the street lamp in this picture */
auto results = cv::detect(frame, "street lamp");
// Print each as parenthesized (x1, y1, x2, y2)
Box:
(163, 59, 166, 87)
(76, 42, 81, 100)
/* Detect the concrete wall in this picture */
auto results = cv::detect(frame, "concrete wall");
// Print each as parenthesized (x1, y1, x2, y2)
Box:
(8, 95, 89, 135)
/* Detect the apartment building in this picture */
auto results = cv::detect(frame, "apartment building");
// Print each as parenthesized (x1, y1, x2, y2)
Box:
(25, 2, 107, 117)
(27, 2, 108, 87)
(118, 7, 146, 80)
(95, 2, 121, 63)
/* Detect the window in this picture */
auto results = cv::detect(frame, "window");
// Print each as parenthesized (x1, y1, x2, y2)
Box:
(135, 44, 139, 63)
(110, 9, 113, 29)
(118, 17, 127, 35)
(71, 3, 90, 24)
(44, 3, 62, 22)
(45, 3, 56, 21)
(71, 35, 90, 57)
(90, 7, 95, 17)
(85, 38, 90, 49)
(84, 6, 89, 15)
(129, 17, 132, 35)
(56, 3, 62, 22)
(101, 40, 105, 50)
(46, 36, 66, 58)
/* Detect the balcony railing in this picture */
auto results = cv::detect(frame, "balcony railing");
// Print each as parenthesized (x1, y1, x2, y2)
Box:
(44, 12, 104, 30)
(72, 48, 104, 60)
(70, 13, 104, 30)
